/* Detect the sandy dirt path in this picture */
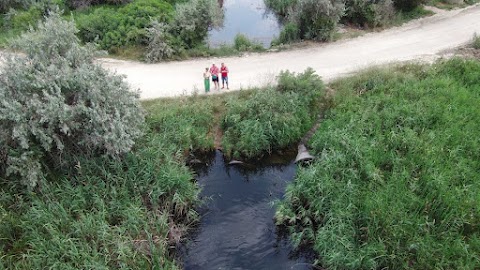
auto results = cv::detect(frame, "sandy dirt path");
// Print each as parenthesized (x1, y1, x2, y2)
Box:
(3, 5, 479, 99)
(98, 4, 480, 100)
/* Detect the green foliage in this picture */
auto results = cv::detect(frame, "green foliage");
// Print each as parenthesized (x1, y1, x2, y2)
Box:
(344, 0, 396, 27)
(473, 33, 480, 49)
(75, 0, 173, 51)
(274, 22, 300, 44)
(0, 59, 223, 269)
(267, 0, 345, 41)
(393, 0, 426, 11)
(6, 6, 43, 30)
(143, 97, 215, 151)
(293, 0, 345, 41)
(145, 0, 223, 62)
(276, 59, 480, 269)
(0, 136, 198, 269)
(233, 33, 265, 52)
(264, 0, 297, 16)
(67, 0, 131, 9)
(222, 68, 324, 158)
(0, 13, 144, 188)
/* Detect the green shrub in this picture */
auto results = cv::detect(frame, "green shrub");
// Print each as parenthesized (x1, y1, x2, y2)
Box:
(274, 22, 300, 44)
(473, 33, 480, 49)
(265, 0, 297, 16)
(344, 0, 395, 27)
(290, 0, 345, 41)
(170, 0, 223, 48)
(145, 0, 223, 61)
(232, 33, 264, 52)
(0, 137, 199, 269)
(1, 5, 45, 31)
(277, 59, 480, 269)
(67, 0, 132, 9)
(0, 13, 144, 189)
(393, 0, 426, 11)
(222, 68, 324, 158)
(75, 0, 173, 51)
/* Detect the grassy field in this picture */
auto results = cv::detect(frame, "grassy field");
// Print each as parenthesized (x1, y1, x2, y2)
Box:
(0, 69, 325, 269)
(276, 58, 480, 269)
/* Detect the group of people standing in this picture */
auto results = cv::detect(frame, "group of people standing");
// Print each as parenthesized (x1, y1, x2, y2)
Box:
(203, 63, 229, 93)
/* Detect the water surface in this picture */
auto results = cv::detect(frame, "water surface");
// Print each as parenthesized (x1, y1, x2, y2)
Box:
(180, 150, 313, 269)
(208, 0, 281, 47)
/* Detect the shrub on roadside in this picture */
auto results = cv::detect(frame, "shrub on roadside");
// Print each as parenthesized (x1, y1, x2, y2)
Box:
(222, 68, 324, 158)
(0, 13, 144, 189)
(264, 0, 297, 16)
(473, 33, 480, 49)
(272, 22, 300, 45)
(75, 0, 173, 51)
(233, 33, 265, 52)
(393, 0, 426, 11)
(267, 0, 345, 41)
(293, 0, 345, 41)
(344, 0, 396, 27)
(145, 0, 222, 61)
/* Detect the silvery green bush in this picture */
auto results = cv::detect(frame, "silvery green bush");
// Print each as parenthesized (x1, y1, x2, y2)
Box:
(292, 0, 345, 41)
(145, 0, 222, 62)
(145, 21, 175, 63)
(0, 13, 144, 188)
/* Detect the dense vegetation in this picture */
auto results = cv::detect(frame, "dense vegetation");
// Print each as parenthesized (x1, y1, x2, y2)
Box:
(0, 13, 327, 267)
(222, 68, 324, 158)
(0, 0, 223, 61)
(276, 59, 480, 269)
(266, 0, 475, 44)
(2, 9, 479, 269)
(0, 14, 204, 269)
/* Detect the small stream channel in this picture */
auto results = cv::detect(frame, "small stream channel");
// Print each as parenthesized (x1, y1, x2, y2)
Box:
(180, 150, 314, 269)
(208, 0, 281, 47)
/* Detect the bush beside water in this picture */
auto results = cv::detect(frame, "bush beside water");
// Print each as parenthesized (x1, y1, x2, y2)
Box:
(222, 68, 324, 158)
(0, 14, 205, 269)
(276, 59, 480, 269)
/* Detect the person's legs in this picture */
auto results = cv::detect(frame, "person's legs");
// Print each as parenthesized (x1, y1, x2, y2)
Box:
(204, 78, 210, 93)
(222, 76, 227, 89)
(225, 76, 229, 89)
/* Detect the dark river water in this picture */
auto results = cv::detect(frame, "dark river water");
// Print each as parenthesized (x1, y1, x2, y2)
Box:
(208, 0, 281, 47)
(180, 150, 314, 270)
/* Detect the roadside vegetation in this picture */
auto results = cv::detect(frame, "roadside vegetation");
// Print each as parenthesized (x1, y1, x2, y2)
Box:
(473, 32, 480, 49)
(222, 68, 324, 159)
(0, 13, 203, 269)
(2, 8, 479, 270)
(276, 58, 480, 269)
(267, 0, 436, 45)
(2, 0, 476, 60)
(0, 12, 328, 268)
(429, 0, 479, 9)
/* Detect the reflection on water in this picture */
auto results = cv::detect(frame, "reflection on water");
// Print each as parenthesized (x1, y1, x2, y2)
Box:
(180, 150, 314, 270)
(209, 0, 281, 47)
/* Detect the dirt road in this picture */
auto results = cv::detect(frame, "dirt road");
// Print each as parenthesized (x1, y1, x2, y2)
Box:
(10, 4, 480, 100)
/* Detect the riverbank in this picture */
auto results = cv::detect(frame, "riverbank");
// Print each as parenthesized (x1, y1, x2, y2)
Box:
(98, 3, 480, 99)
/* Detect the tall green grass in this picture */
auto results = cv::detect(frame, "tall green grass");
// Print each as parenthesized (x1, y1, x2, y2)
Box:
(276, 59, 480, 269)
(0, 95, 220, 269)
(222, 68, 324, 158)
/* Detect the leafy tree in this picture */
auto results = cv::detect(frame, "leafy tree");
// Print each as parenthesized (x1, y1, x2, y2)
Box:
(0, 13, 144, 188)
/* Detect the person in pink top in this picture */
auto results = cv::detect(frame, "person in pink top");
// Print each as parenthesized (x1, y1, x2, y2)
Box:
(209, 63, 220, 90)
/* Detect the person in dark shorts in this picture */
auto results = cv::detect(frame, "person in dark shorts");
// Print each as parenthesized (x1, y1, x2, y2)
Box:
(221, 62, 229, 89)
(209, 63, 220, 90)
